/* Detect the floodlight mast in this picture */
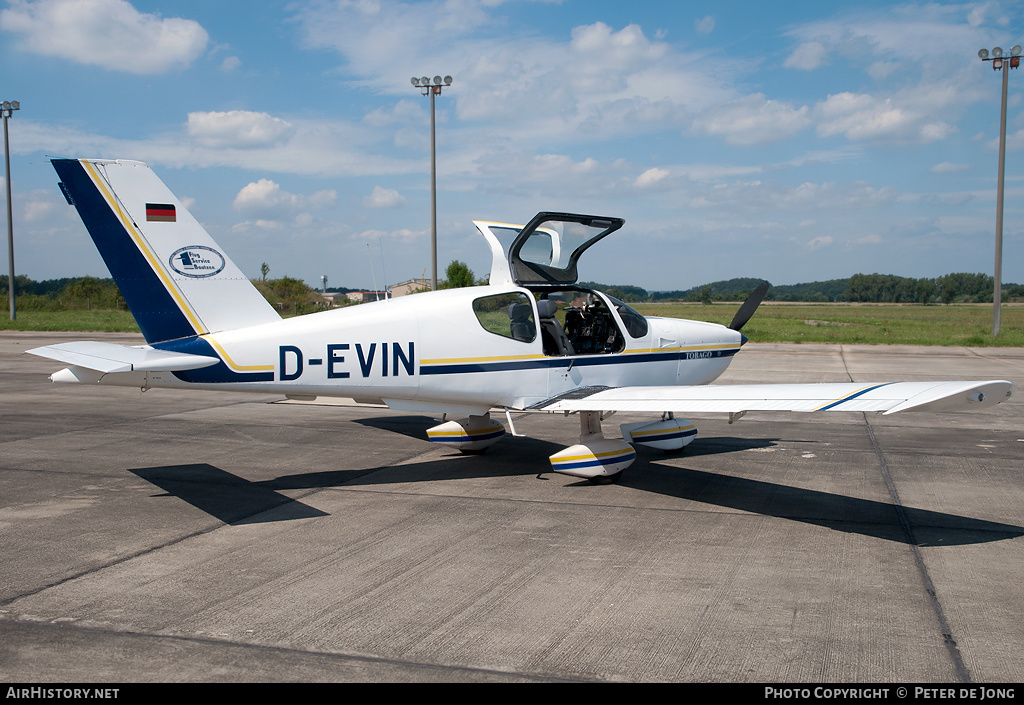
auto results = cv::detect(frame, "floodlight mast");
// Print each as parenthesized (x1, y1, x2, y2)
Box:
(2, 100, 19, 321)
(978, 45, 1021, 337)
(409, 75, 453, 291)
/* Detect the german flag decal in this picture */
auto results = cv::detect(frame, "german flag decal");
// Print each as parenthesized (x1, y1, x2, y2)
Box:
(146, 203, 176, 222)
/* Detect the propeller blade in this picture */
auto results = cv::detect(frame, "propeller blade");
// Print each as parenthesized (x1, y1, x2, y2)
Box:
(729, 281, 770, 331)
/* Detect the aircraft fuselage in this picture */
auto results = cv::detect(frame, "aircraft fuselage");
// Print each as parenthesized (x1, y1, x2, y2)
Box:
(86, 285, 743, 416)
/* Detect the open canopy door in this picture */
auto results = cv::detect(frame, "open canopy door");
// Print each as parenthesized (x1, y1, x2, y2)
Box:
(507, 212, 624, 287)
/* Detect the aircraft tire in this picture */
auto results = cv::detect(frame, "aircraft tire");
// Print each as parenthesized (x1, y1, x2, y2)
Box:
(588, 472, 622, 485)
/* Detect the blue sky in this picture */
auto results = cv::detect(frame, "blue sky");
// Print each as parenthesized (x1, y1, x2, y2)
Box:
(1, 0, 1022, 291)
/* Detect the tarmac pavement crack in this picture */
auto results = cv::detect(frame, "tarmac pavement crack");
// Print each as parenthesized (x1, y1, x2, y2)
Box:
(0, 618, 586, 682)
(840, 344, 972, 683)
(964, 346, 1024, 372)
(862, 415, 972, 684)
(0, 519, 229, 610)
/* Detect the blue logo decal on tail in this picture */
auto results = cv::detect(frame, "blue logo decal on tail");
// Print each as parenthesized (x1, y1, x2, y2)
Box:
(169, 246, 226, 278)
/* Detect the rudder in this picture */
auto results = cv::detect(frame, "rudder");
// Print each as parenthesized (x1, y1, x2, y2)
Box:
(53, 158, 280, 343)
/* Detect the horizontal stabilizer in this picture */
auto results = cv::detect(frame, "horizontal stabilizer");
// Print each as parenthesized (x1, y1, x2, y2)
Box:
(535, 381, 1014, 415)
(26, 341, 219, 374)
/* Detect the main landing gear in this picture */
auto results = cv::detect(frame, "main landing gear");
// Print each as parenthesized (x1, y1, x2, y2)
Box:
(548, 411, 698, 483)
(426, 413, 506, 452)
(427, 410, 698, 484)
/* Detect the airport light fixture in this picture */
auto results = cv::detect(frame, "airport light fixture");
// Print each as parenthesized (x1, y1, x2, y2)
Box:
(977, 45, 1021, 337)
(2, 100, 19, 321)
(410, 75, 453, 291)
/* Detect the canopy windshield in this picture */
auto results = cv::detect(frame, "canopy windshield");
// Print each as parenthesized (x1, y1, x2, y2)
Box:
(508, 212, 624, 286)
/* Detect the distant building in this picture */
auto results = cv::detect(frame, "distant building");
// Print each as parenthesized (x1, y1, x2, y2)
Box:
(319, 292, 348, 306)
(346, 290, 389, 303)
(390, 278, 431, 297)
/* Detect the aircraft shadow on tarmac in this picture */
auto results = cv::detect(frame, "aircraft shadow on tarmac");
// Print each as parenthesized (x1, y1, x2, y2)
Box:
(129, 417, 1023, 547)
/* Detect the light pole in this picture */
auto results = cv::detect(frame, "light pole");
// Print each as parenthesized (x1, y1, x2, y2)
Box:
(410, 75, 452, 291)
(977, 46, 1020, 337)
(3, 100, 20, 321)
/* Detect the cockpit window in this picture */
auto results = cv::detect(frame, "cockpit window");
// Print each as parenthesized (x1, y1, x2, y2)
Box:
(473, 292, 536, 343)
(607, 296, 649, 338)
(535, 289, 624, 355)
(508, 213, 623, 285)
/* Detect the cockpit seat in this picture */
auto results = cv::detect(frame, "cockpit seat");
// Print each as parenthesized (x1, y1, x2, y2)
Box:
(508, 302, 536, 342)
(537, 299, 575, 356)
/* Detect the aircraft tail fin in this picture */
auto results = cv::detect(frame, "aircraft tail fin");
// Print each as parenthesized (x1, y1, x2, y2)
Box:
(52, 158, 281, 343)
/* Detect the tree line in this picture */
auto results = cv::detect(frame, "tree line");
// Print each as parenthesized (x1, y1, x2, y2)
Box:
(1, 275, 125, 311)
(1, 273, 327, 316)
(4, 269, 1021, 313)
(582, 273, 1023, 304)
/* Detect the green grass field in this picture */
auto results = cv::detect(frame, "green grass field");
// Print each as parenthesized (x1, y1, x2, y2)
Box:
(633, 302, 1024, 347)
(2, 303, 1021, 347)
(0, 310, 141, 333)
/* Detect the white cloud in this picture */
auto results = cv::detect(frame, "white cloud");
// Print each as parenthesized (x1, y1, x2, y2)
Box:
(364, 186, 405, 208)
(967, 2, 1010, 29)
(692, 94, 811, 145)
(806, 235, 833, 250)
(695, 16, 714, 34)
(931, 162, 970, 174)
(20, 191, 59, 223)
(867, 61, 898, 80)
(12, 115, 422, 178)
(233, 179, 336, 216)
(784, 42, 827, 70)
(688, 179, 900, 214)
(292, 5, 730, 146)
(234, 179, 287, 211)
(356, 228, 424, 244)
(187, 111, 295, 149)
(0, 0, 208, 74)
(635, 167, 669, 188)
(850, 233, 882, 245)
(363, 100, 424, 128)
(815, 92, 956, 144)
(231, 218, 284, 232)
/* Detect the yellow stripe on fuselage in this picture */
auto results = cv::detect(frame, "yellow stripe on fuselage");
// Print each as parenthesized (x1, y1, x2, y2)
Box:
(420, 344, 737, 367)
(419, 353, 547, 365)
(622, 343, 738, 355)
(200, 334, 274, 372)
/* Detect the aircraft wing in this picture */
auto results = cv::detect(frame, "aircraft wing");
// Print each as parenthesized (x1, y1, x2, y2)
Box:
(534, 380, 1014, 415)
(26, 341, 220, 374)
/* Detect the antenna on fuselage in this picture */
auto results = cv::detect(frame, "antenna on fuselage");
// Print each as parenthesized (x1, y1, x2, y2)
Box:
(367, 243, 379, 302)
(379, 238, 389, 300)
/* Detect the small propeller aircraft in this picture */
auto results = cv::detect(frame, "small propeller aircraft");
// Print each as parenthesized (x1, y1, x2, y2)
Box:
(29, 158, 1014, 483)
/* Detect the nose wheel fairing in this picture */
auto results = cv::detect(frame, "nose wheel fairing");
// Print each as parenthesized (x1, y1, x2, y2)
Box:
(621, 416, 698, 452)
(547, 410, 632, 481)
(427, 413, 506, 452)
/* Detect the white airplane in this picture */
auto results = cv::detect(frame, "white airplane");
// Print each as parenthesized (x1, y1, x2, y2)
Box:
(28, 158, 1014, 483)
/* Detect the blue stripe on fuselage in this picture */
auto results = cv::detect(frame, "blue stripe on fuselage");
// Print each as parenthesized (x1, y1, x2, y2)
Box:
(419, 348, 738, 375)
(152, 337, 275, 383)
